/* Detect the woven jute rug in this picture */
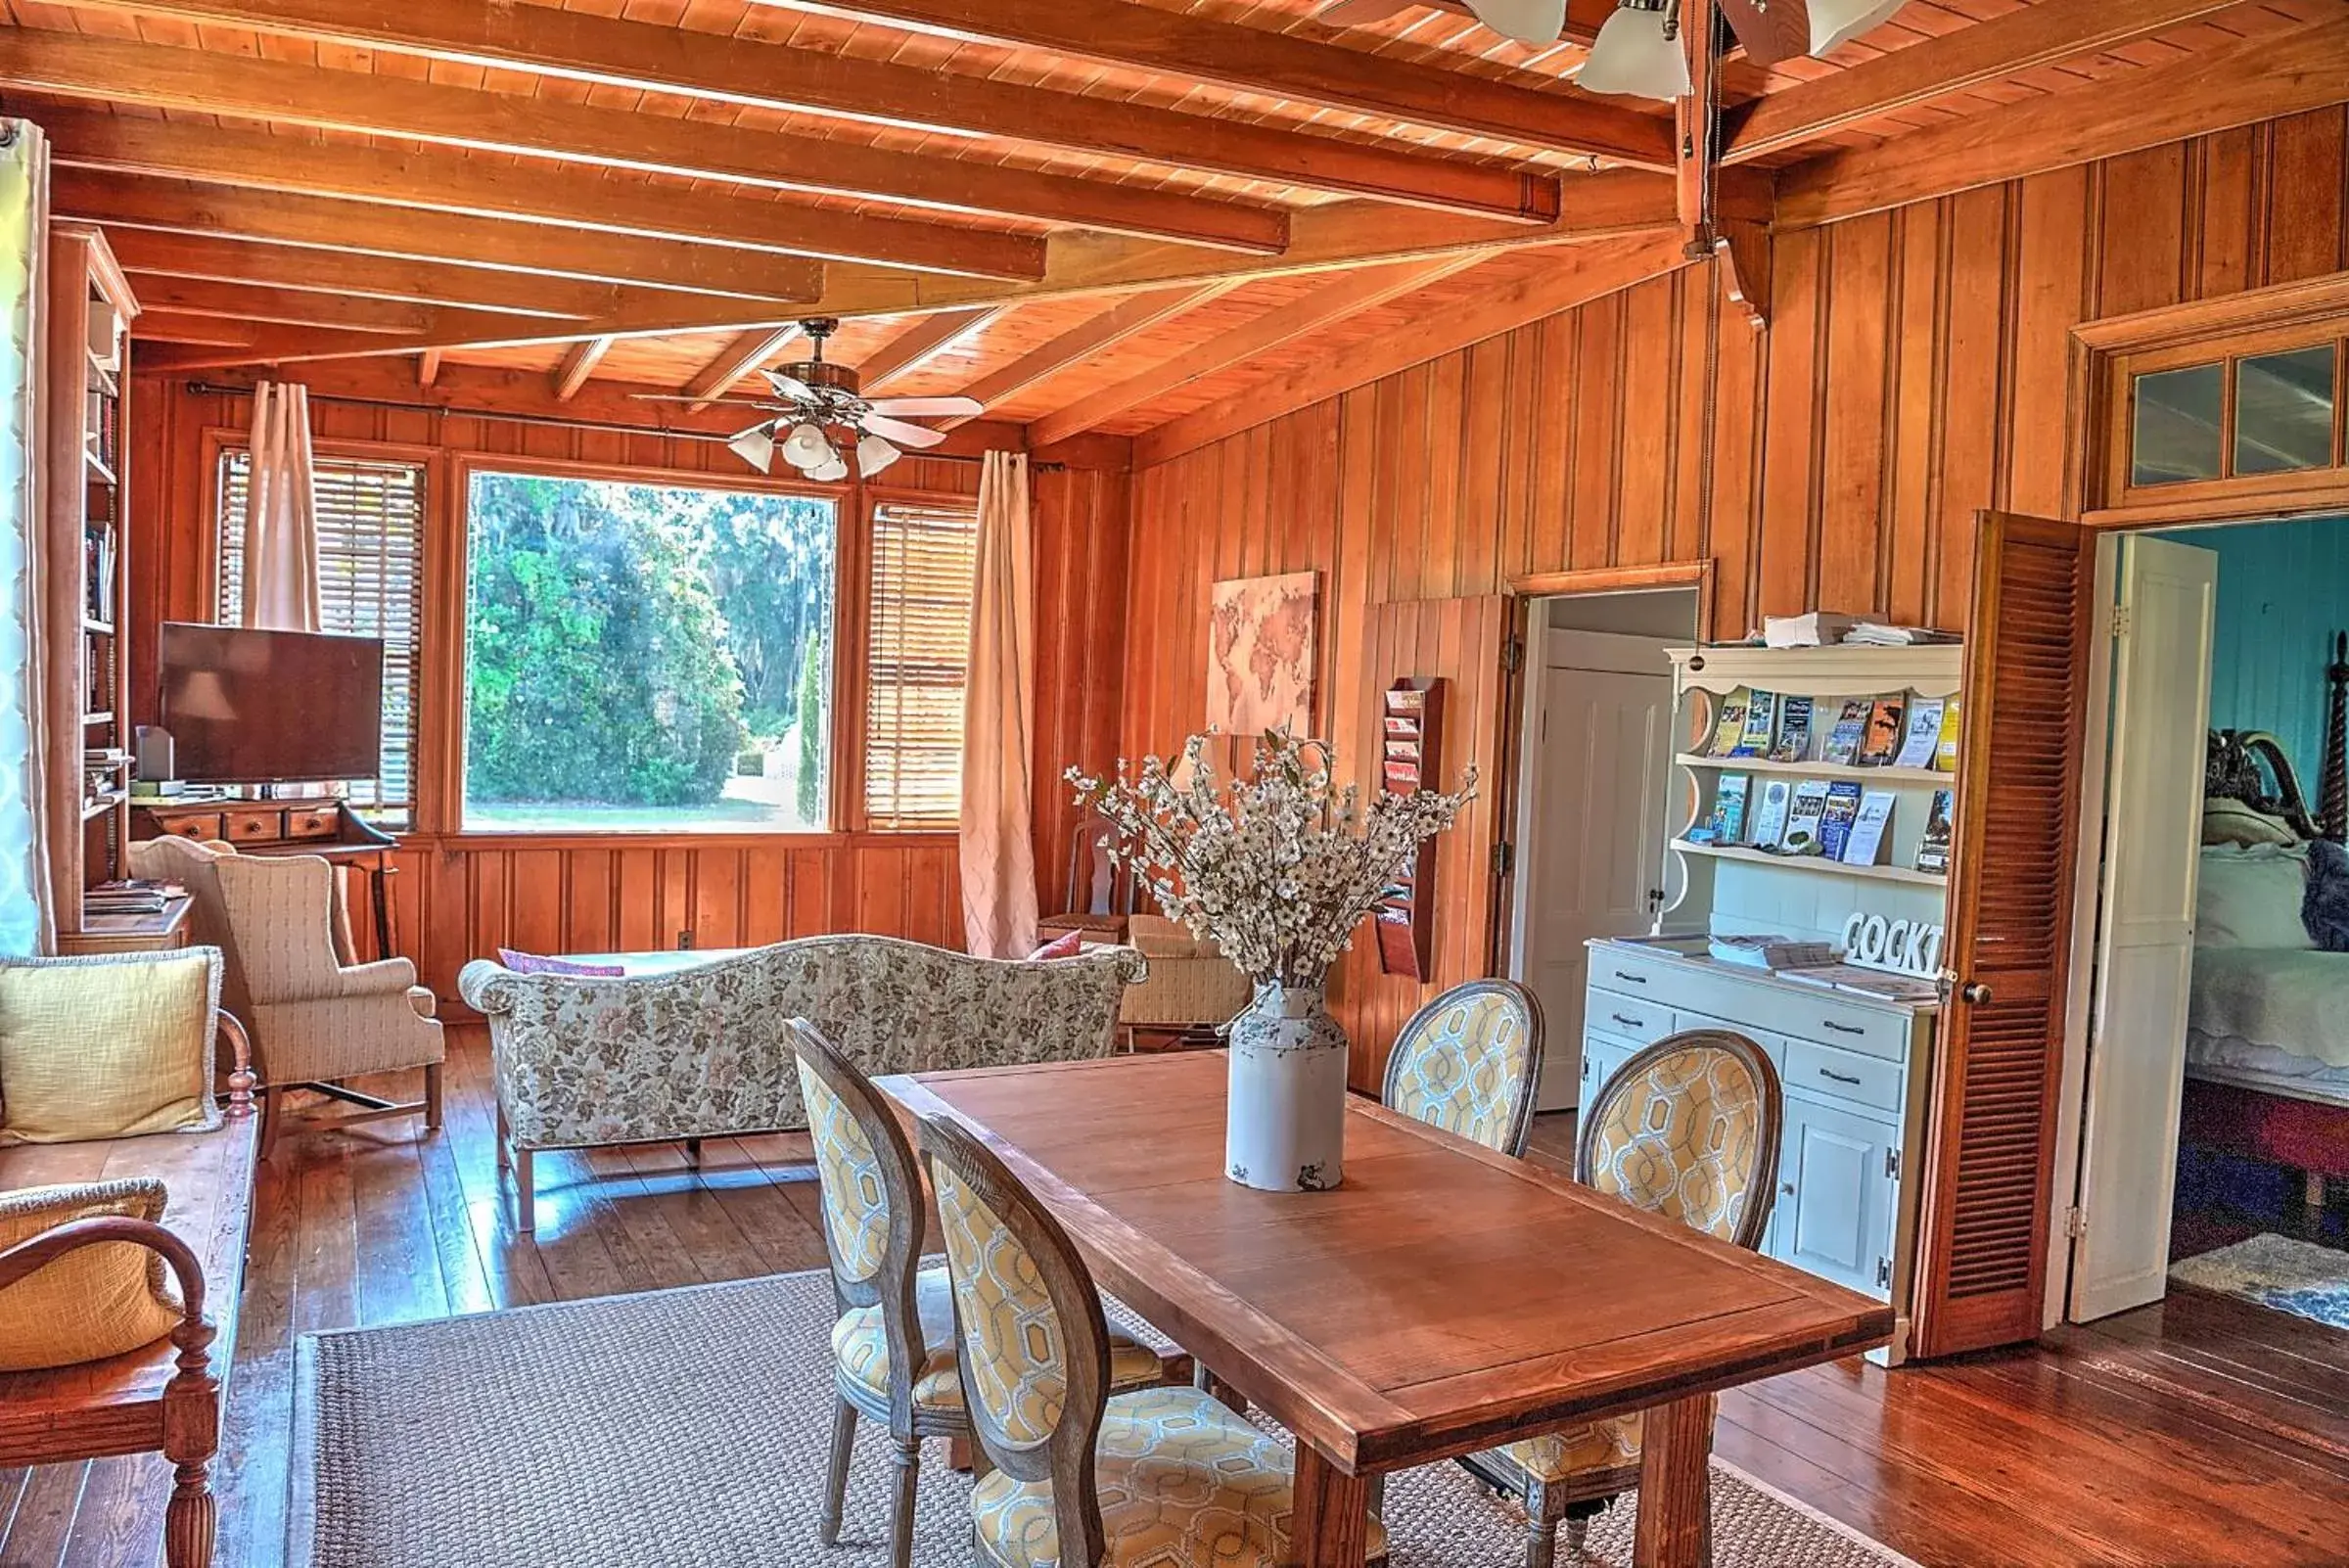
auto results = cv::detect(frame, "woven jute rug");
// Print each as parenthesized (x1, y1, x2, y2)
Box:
(294, 1269, 1919, 1568)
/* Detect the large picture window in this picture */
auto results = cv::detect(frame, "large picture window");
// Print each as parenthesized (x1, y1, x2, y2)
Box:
(461, 469, 838, 833)
(214, 448, 425, 823)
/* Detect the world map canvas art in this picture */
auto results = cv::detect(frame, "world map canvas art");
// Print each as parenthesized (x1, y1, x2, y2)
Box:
(1207, 572, 1317, 736)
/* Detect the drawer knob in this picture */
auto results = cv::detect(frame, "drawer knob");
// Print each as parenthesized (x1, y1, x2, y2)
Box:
(1780, 1181, 1796, 1197)
(1818, 1067, 1865, 1086)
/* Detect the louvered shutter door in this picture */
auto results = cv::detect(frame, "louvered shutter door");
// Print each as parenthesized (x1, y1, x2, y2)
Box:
(1912, 510, 2096, 1359)
(216, 450, 426, 821)
(864, 497, 980, 831)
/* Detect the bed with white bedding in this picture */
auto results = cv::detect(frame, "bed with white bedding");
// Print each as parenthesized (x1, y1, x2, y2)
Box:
(2186, 946, 2349, 1108)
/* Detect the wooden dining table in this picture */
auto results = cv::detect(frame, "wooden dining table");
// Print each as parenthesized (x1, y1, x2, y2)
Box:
(880, 1050, 1895, 1568)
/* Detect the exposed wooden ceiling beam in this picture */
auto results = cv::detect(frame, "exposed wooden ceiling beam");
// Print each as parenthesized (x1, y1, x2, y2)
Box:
(103, 230, 616, 318)
(417, 349, 441, 389)
(1133, 239, 1687, 466)
(0, 31, 1275, 259)
(0, 38, 1061, 276)
(1725, 0, 2249, 164)
(770, 0, 1676, 167)
(683, 326, 806, 413)
(1024, 252, 1492, 448)
(54, 172, 826, 302)
(552, 337, 614, 402)
(40, 0, 1566, 225)
(27, 101, 1040, 286)
(1776, 13, 2349, 228)
(135, 310, 260, 346)
(942, 284, 1245, 429)
(857, 308, 1004, 393)
(119, 275, 447, 334)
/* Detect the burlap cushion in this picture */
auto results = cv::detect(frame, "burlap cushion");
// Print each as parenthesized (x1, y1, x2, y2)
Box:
(0, 1177, 183, 1372)
(0, 951, 221, 1144)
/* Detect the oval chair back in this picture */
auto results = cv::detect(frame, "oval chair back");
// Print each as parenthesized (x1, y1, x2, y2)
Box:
(916, 1111, 1115, 1568)
(1575, 1029, 1782, 1251)
(1382, 979, 1547, 1156)
(788, 1019, 927, 1433)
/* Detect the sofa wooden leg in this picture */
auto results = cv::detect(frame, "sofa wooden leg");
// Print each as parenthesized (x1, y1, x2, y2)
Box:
(513, 1146, 536, 1233)
(162, 1459, 217, 1568)
(424, 1063, 443, 1132)
(259, 1085, 284, 1163)
(495, 1104, 511, 1170)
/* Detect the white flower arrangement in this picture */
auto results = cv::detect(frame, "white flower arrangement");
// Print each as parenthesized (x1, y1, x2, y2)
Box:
(1069, 729, 1476, 990)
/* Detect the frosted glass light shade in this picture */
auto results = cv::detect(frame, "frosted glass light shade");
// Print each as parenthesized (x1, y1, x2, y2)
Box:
(726, 426, 775, 473)
(1463, 0, 1567, 45)
(1579, 3, 1690, 100)
(807, 453, 852, 483)
(856, 433, 903, 478)
(781, 422, 832, 470)
(1809, 0, 1906, 54)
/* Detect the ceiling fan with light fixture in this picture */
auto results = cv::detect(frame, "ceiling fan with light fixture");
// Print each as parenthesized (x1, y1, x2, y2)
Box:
(1318, 0, 1909, 94)
(638, 318, 981, 481)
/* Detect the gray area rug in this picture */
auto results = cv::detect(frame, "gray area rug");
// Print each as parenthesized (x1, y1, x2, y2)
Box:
(296, 1268, 1918, 1568)
(2171, 1231, 2349, 1331)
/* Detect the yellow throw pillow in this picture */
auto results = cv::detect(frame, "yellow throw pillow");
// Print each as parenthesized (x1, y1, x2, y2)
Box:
(0, 1178, 184, 1372)
(0, 951, 220, 1145)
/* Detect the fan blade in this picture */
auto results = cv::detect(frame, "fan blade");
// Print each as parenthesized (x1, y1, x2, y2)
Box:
(857, 413, 951, 449)
(1718, 0, 1808, 68)
(1320, 0, 1415, 23)
(1462, 0, 1565, 45)
(627, 392, 770, 406)
(865, 396, 985, 418)
(759, 370, 817, 401)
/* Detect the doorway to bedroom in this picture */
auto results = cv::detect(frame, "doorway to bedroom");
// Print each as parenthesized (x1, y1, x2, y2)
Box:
(2053, 511, 2349, 1340)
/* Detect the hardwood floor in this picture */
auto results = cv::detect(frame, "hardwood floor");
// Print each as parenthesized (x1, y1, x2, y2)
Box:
(7, 1031, 2348, 1567)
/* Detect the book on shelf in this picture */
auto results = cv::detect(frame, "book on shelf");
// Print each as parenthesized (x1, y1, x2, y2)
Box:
(1915, 788, 1955, 874)
(1781, 779, 1832, 853)
(1769, 696, 1815, 762)
(1762, 612, 1862, 649)
(1821, 699, 1870, 766)
(1727, 690, 1777, 758)
(1934, 699, 1962, 772)
(1708, 934, 1837, 970)
(1857, 696, 1907, 766)
(1892, 698, 1944, 769)
(1842, 790, 1896, 865)
(1818, 780, 1865, 859)
(1709, 773, 1752, 844)
(1750, 777, 1794, 848)
(1705, 687, 1753, 758)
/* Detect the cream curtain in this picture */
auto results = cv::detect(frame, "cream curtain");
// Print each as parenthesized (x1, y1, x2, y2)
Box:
(243, 379, 320, 632)
(0, 121, 50, 956)
(958, 451, 1038, 958)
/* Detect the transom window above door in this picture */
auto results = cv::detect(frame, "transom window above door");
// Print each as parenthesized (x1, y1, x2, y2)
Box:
(2131, 341, 2342, 487)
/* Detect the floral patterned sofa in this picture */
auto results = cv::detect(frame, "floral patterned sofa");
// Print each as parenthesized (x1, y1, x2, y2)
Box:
(457, 935, 1145, 1228)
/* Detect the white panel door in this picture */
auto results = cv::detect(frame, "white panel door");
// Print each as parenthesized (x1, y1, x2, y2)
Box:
(2068, 536, 2217, 1323)
(1521, 637, 1675, 1111)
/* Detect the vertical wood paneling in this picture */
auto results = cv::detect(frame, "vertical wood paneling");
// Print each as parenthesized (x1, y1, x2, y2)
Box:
(1119, 109, 2349, 1078)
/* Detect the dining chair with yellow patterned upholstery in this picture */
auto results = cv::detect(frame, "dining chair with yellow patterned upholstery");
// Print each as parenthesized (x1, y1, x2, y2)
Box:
(1381, 978, 1546, 1156)
(787, 1023, 1175, 1568)
(915, 1109, 1389, 1568)
(1462, 1028, 1782, 1568)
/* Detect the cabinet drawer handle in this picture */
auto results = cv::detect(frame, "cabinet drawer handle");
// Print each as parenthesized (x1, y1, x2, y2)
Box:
(1817, 1067, 1865, 1086)
(1780, 1180, 1796, 1197)
(1612, 970, 1648, 986)
(1821, 1020, 1867, 1038)
(1610, 1013, 1643, 1030)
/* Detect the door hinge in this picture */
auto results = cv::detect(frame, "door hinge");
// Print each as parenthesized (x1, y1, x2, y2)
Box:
(1884, 1146, 1901, 1181)
(2111, 602, 2133, 639)
(1493, 841, 1516, 877)
(1875, 1256, 1892, 1290)
(1502, 635, 1527, 674)
(2065, 1206, 2089, 1239)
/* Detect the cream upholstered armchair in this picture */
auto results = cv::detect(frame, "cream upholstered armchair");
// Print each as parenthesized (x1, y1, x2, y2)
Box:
(1381, 978, 1546, 1156)
(1463, 1029, 1782, 1568)
(129, 834, 443, 1157)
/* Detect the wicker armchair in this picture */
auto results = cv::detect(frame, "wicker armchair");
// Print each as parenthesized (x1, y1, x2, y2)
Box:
(130, 834, 443, 1158)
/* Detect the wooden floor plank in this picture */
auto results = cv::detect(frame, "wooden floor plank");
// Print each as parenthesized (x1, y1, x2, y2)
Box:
(10, 1031, 2349, 1568)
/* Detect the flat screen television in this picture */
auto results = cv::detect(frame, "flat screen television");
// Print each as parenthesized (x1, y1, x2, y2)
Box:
(158, 623, 384, 785)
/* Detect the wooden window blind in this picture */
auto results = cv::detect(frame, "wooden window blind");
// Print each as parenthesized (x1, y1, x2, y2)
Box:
(864, 496, 980, 831)
(215, 449, 426, 822)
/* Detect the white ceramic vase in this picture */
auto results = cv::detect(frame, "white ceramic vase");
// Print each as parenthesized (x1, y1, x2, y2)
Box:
(1223, 982, 1350, 1192)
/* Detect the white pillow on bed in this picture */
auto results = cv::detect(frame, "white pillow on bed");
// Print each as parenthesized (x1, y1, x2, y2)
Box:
(2197, 844, 2314, 950)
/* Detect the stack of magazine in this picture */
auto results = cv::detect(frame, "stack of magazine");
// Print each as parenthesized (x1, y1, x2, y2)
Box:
(1707, 934, 1835, 970)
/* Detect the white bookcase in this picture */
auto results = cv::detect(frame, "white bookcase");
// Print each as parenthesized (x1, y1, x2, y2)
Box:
(1582, 640, 1965, 1365)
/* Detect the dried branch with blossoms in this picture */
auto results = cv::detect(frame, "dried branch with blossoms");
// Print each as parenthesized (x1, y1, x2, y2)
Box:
(1068, 729, 1476, 990)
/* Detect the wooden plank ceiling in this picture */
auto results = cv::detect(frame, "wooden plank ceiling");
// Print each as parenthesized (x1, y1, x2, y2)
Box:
(3, 0, 2340, 447)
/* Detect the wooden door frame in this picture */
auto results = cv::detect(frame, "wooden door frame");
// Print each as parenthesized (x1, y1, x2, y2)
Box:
(2036, 271, 2349, 1331)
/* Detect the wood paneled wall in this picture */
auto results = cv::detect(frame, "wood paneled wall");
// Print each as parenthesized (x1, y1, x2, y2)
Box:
(1122, 106, 2349, 1086)
(127, 369, 1132, 1001)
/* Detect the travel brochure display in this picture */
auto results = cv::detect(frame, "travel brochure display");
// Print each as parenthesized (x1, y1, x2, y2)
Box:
(1691, 683, 1958, 776)
(1914, 788, 1955, 874)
